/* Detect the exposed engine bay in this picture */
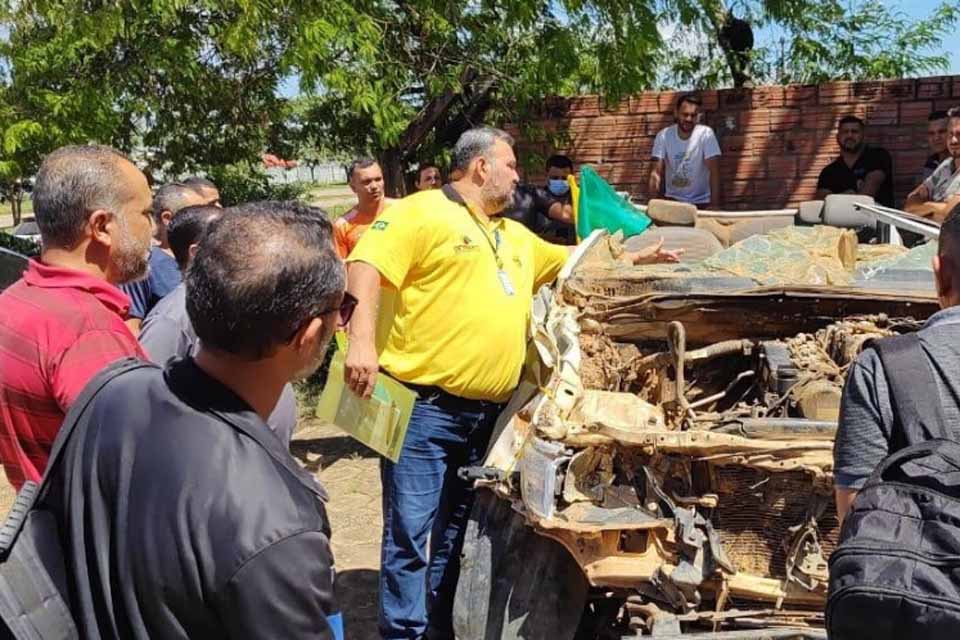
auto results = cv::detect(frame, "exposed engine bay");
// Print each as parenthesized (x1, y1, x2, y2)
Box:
(472, 231, 939, 637)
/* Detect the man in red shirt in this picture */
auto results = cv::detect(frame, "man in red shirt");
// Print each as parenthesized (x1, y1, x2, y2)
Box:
(0, 145, 153, 488)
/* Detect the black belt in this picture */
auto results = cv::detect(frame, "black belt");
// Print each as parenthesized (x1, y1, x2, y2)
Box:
(402, 381, 504, 412)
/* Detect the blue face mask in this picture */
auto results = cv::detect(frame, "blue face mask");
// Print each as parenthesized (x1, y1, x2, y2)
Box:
(547, 178, 570, 196)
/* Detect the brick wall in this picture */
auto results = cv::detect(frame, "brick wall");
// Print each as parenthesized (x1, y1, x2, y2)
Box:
(509, 76, 960, 210)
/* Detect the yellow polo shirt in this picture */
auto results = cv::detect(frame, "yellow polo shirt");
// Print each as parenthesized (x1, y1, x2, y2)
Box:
(348, 186, 570, 402)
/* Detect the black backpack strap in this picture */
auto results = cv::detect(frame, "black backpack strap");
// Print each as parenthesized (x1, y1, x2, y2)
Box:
(872, 333, 948, 446)
(0, 358, 155, 556)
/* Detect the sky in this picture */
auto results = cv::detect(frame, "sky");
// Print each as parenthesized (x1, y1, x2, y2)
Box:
(902, 0, 960, 74)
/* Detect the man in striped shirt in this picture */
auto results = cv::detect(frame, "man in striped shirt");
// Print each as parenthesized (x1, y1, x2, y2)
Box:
(0, 145, 153, 488)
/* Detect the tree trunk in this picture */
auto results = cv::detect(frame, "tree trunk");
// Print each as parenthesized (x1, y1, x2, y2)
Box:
(379, 148, 407, 198)
(10, 184, 22, 227)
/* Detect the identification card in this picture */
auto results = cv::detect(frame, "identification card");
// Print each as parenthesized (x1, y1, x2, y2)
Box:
(497, 269, 516, 296)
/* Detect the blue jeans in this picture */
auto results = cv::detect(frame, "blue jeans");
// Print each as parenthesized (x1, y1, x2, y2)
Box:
(378, 393, 502, 639)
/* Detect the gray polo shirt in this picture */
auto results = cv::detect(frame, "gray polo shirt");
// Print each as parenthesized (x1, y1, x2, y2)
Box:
(834, 305, 960, 489)
(139, 283, 299, 446)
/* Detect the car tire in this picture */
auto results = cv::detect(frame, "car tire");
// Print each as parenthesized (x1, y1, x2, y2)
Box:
(625, 226, 724, 262)
(453, 489, 589, 640)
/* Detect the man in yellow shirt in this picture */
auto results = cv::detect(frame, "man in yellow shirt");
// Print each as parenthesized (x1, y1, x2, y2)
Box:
(345, 127, 678, 639)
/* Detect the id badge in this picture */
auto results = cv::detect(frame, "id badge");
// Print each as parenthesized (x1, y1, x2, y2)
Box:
(497, 269, 516, 296)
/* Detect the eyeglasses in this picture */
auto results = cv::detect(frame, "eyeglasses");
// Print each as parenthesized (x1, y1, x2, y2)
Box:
(286, 292, 359, 342)
(332, 291, 358, 327)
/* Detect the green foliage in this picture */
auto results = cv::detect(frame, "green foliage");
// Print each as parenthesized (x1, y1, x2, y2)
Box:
(661, 0, 960, 89)
(205, 163, 310, 207)
(0, 0, 957, 198)
(0, 231, 39, 256)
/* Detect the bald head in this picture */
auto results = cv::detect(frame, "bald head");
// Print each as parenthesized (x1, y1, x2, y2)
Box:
(186, 200, 343, 359)
(33, 145, 140, 248)
(153, 179, 220, 224)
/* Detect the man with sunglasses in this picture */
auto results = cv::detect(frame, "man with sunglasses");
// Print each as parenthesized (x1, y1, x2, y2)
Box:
(345, 127, 679, 639)
(122, 177, 221, 333)
(44, 201, 345, 639)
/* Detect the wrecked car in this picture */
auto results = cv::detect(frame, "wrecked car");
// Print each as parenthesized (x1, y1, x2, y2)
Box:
(453, 227, 939, 639)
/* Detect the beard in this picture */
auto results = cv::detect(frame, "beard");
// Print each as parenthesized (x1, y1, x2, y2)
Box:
(481, 179, 516, 215)
(113, 216, 151, 285)
(292, 331, 335, 381)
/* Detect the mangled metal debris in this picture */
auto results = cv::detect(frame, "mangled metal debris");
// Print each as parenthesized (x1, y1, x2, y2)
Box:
(471, 229, 939, 636)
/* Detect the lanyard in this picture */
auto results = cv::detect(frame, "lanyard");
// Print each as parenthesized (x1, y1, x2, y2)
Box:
(465, 205, 504, 270)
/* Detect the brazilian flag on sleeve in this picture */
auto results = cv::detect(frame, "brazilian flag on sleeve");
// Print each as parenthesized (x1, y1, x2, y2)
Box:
(571, 165, 652, 242)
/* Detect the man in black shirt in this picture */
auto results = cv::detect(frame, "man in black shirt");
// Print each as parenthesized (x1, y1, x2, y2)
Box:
(502, 154, 576, 243)
(45, 202, 348, 639)
(815, 115, 894, 207)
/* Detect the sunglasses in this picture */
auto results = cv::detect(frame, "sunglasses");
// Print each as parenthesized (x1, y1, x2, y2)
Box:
(286, 292, 359, 342)
(332, 291, 358, 327)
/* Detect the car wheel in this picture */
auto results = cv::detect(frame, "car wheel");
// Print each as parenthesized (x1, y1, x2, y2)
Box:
(453, 489, 589, 640)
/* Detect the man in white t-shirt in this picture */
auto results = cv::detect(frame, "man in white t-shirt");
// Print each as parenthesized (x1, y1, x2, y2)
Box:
(648, 94, 722, 208)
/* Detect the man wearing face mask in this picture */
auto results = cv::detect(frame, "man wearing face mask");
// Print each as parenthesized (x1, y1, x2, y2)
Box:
(344, 127, 680, 639)
(502, 154, 576, 243)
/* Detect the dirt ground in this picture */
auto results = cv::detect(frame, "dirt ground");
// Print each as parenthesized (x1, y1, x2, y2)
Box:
(0, 418, 385, 639)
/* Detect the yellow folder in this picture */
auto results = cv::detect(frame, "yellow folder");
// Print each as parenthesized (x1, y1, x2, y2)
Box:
(315, 345, 416, 462)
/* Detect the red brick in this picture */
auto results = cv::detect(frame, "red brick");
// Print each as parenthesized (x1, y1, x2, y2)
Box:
(951, 78, 960, 98)
(606, 161, 651, 184)
(851, 81, 883, 103)
(600, 97, 630, 115)
(864, 103, 899, 126)
(604, 140, 654, 161)
(700, 90, 719, 111)
(718, 87, 752, 110)
(567, 95, 600, 116)
(645, 114, 675, 135)
(770, 110, 801, 131)
(878, 132, 921, 151)
(752, 86, 785, 109)
(768, 156, 798, 179)
(723, 180, 754, 201)
(658, 91, 684, 113)
(819, 82, 851, 105)
(801, 106, 846, 130)
(882, 79, 915, 101)
(935, 100, 960, 114)
(797, 154, 836, 180)
(900, 101, 934, 124)
(918, 78, 949, 99)
(754, 179, 794, 201)
(784, 84, 818, 107)
(707, 111, 740, 135)
(629, 92, 660, 114)
(612, 115, 648, 139)
(739, 108, 773, 133)
(722, 157, 765, 181)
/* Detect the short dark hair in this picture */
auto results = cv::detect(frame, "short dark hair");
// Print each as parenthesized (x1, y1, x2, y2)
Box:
(186, 200, 342, 359)
(451, 127, 515, 173)
(930, 110, 949, 122)
(182, 176, 218, 191)
(676, 94, 702, 110)
(940, 202, 960, 256)
(838, 115, 865, 128)
(546, 154, 574, 171)
(152, 181, 214, 223)
(33, 144, 130, 248)
(167, 205, 221, 270)
(347, 158, 378, 181)
(418, 163, 440, 176)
